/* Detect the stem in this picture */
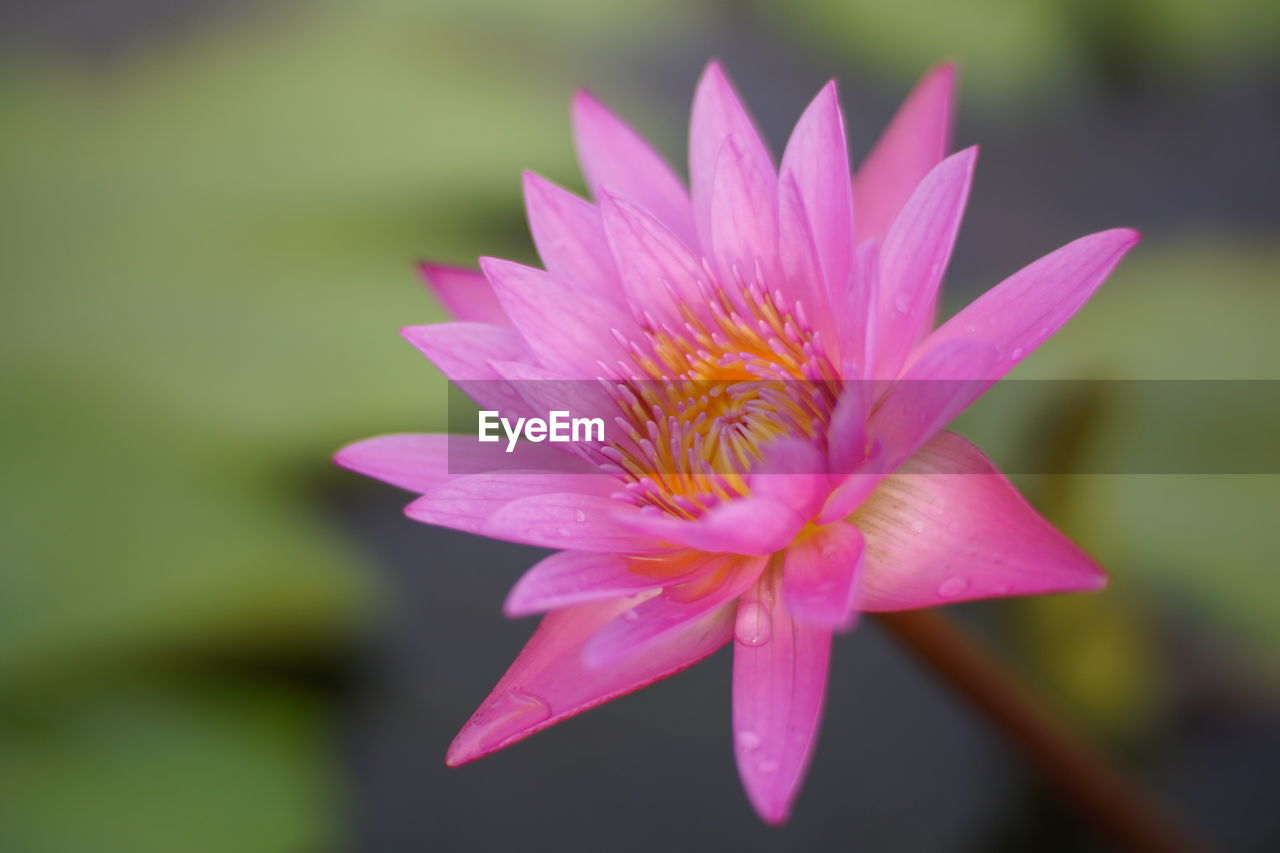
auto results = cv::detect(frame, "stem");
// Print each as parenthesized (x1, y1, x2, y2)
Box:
(875, 609, 1205, 853)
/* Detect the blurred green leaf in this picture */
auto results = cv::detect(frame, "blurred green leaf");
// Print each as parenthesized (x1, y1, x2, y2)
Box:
(0, 681, 332, 853)
(0, 0, 688, 689)
(0, 1, 689, 849)
(762, 0, 1280, 103)
(955, 237, 1280, 675)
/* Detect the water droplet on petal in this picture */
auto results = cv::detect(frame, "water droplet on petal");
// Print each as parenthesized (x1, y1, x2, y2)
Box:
(735, 601, 772, 647)
(894, 293, 912, 314)
(1010, 346, 1025, 361)
(757, 758, 780, 774)
(620, 608, 640, 623)
(736, 730, 762, 752)
(938, 577, 970, 598)
(573, 509, 587, 522)
(910, 519, 926, 534)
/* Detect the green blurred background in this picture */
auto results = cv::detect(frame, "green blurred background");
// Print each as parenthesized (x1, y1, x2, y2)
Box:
(1, 1, 1277, 851)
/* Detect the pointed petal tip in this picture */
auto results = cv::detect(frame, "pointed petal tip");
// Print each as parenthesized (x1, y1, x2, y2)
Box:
(695, 59, 745, 105)
(1086, 226, 1142, 257)
(814, 78, 840, 104)
(740, 763, 800, 826)
(751, 798, 793, 827)
(1117, 227, 1142, 247)
(444, 736, 481, 768)
(417, 260, 465, 280)
(502, 589, 540, 619)
(699, 57, 727, 81)
(927, 60, 957, 81)
(570, 88, 610, 122)
(476, 255, 511, 280)
(331, 442, 361, 471)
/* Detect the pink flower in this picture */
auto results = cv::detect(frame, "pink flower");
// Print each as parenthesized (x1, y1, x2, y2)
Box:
(336, 62, 1137, 824)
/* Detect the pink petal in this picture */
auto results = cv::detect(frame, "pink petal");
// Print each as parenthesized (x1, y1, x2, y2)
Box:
(777, 174, 837, 347)
(867, 338, 998, 471)
(406, 473, 620, 537)
(485, 492, 664, 553)
(409, 482, 658, 553)
(480, 257, 633, 377)
(817, 468, 882, 526)
(732, 567, 833, 825)
(836, 240, 881, 379)
(522, 172, 619, 291)
(583, 555, 765, 669)
(853, 63, 955, 246)
(613, 494, 806, 556)
(780, 80, 855, 300)
(820, 391, 886, 524)
(873, 147, 978, 379)
(598, 190, 708, 320)
(400, 322, 530, 413)
(749, 438, 827, 521)
(709, 134, 780, 285)
(856, 431, 1107, 610)
(825, 383, 870, 476)
(486, 359, 622, 469)
(914, 228, 1141, 379)
(571, 90, 696, 246)
(447, 594, 733, 766)
(783, 521, 865, 628)
(333, 433, 452, 494)
(418, 263, 509, 326)
(689, 62, 774, 256)
(505, 551, 710, 617)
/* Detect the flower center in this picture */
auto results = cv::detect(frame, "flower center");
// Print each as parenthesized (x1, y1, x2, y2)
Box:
(601, 275, 839, 518)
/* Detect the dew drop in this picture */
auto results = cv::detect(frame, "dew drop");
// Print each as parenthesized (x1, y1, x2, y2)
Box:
(557, 526, 572, 537)
(620, 608, 640, 623)
(757, 759, 780, 774)
(573, 509, 587, 523)
(735, 601, 772, 647)
(894, 293, 912, 314)
(736, 730, 762, 752)
(910, 519, 926, 534)
(938, 577, 970, 598)
(1010, 346, 1024, 361)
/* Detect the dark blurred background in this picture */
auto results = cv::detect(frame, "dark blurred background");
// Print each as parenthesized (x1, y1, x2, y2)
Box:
(2, 1, 1278, 851)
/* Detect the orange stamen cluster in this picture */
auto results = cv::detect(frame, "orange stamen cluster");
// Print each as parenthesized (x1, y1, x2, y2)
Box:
(598, 269, 840, 520)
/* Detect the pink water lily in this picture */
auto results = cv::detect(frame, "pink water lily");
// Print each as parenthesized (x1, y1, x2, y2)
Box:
(337, 62, 1137, 824)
